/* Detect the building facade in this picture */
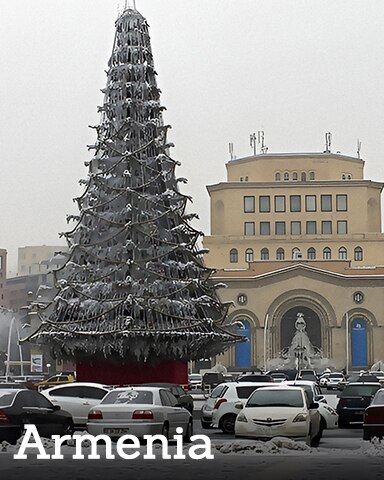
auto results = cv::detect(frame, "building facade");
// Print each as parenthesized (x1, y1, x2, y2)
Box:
(204, 152, 384, 372)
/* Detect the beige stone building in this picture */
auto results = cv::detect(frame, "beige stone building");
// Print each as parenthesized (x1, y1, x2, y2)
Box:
(204, 152, 384, 372)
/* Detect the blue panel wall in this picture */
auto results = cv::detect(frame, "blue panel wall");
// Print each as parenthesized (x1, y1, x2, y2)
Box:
(235, 320, 251, 368)
(351, 318, 368, 367)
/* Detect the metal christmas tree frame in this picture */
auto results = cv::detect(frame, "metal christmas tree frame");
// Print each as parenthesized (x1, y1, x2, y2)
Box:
(29, 7, 243, 364)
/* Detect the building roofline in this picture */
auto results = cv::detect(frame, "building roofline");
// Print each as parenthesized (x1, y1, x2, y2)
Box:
(226, 152, 364, 166)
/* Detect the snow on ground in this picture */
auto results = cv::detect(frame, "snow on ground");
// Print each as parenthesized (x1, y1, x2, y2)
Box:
(1, 433, 384, 457)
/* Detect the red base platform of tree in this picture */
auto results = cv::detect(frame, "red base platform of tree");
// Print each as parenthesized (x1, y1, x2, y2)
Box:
(76, 359, 188, 386)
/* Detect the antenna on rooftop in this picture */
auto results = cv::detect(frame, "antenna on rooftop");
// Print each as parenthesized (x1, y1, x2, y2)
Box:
(357, 139, 362, 159)
(324, 132, 332, 153)
(229, 142, 235, 161)
(250, 133, 257, 156)
(258, 130, 268, 154)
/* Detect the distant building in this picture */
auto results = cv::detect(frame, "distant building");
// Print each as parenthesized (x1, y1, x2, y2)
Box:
(17, 245, 66, 276)
(204, 152, 384, 371)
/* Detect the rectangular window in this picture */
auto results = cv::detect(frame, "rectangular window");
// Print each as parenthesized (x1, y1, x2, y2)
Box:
(291, 221, 301, 235)
(274, 196, 286, 212)
(275, 221, 286, 235)
(306, 221, 317, 234)
(305, 195, 316, 212)
(322, 221, 332, 234)
(337, 220, 348, 234)
(244, 196, 255, 213)
(290, 195, 301, 212)
(336, 194, 347, 212)
(260, 222, 270, 235)
(259, 196, 270, 213)
(321, 195, 332, 212)
(244, 222, 255, 236)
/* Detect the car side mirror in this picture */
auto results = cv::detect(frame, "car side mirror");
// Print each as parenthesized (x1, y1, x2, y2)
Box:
(234, 402, 243, 410)
(53, 405, 61, 411)
(309, 402, 319, 409)
(315, 395, 326, 403)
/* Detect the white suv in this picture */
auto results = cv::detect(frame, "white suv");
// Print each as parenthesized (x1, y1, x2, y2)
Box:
(202, 382, 273, 432)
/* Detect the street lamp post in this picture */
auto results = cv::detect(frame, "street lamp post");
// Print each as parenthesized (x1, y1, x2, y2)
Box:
(263, 313, 269, 372)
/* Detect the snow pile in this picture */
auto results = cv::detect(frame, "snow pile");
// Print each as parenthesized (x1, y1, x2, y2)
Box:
(363, 437, 384, 457)
(215, 437, 311, 455)
(0, 435, 56, 454)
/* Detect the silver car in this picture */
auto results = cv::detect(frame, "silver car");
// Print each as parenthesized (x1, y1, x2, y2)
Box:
(87, 386, 192, 440)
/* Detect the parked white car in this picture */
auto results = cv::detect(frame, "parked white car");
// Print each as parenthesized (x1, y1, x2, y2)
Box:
(41, 382, 111, 426)
(284, 380, 338, 429)
(201, 381, 271, 429)
(87, 386, 192, 440)
(326, 373, 346, 390)
(234, 386, 322, 446)
(212, 382, 274, 433)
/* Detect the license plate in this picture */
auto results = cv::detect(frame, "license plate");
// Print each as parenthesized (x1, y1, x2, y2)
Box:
(104, 428, 129, 434)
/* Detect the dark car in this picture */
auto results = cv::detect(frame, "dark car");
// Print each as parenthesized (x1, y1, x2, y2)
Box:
(237, 374, 273, 383)
(336, 382, 382, 427)
(202, 372, 225, 390)
(0, 388, 74, 444)
(142, 383, 194, 413)
(363, 388, 384, 440)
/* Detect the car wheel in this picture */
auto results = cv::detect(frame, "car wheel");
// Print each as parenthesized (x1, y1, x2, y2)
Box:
(363, 429, 371, 441)
(320, 416, 326, 432)
(183, 420, 193, 442)
(220, 414, 237, 434)
(162, 423, 169, 440)
(201, 420, 213, 429)
(311, 428, 322, 448)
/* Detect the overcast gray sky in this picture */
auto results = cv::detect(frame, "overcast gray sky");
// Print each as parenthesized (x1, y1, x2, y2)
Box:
(1, 0, 384, 274)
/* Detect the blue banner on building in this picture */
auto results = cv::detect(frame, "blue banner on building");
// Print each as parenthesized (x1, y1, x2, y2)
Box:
(351, 319, 367, 367)
(235, 320, 251, 368)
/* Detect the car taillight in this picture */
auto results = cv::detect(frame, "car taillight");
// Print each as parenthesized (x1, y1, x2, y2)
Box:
(214, 398, 227, 409)
(132, 410, 154, 420)
(0, 410, 9, 424)
(88, 410, 103, 420)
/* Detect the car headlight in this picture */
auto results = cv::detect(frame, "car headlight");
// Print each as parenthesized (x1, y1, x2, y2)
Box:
(203, 404, 213, 412)
(236, 412, 248, 423)
(293, 413, 308, 422)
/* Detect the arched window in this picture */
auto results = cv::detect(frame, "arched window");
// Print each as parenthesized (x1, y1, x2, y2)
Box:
(230, 248, 238, 263)
(275, 172, 281, 181)
(307, 247, 316, 260)
(245, 248, 254, 263)
(301, 172, 307, 182)
(292, 247, 302, 260)
(261, 248, 269, 260)
(323, 247, 331, 260)
(354, 246, 363, 262)
(284, 172, 289, 181)
(276, 248, 285, 260)
(309, 171, 315, 181)
(339, 247, 347, 260)
(292, 172, 298, 181)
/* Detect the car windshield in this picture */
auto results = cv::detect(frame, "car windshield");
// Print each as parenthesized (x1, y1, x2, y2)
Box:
(341, 385, 381, 397)
(101, 390, 154, 405)
(235, 386, 261, 399)
(246, 389, 304, 408)
(0, 391, 17, 407)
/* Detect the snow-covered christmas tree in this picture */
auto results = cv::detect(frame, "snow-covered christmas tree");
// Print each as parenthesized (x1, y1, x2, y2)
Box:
(29, 6, 242, 384)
